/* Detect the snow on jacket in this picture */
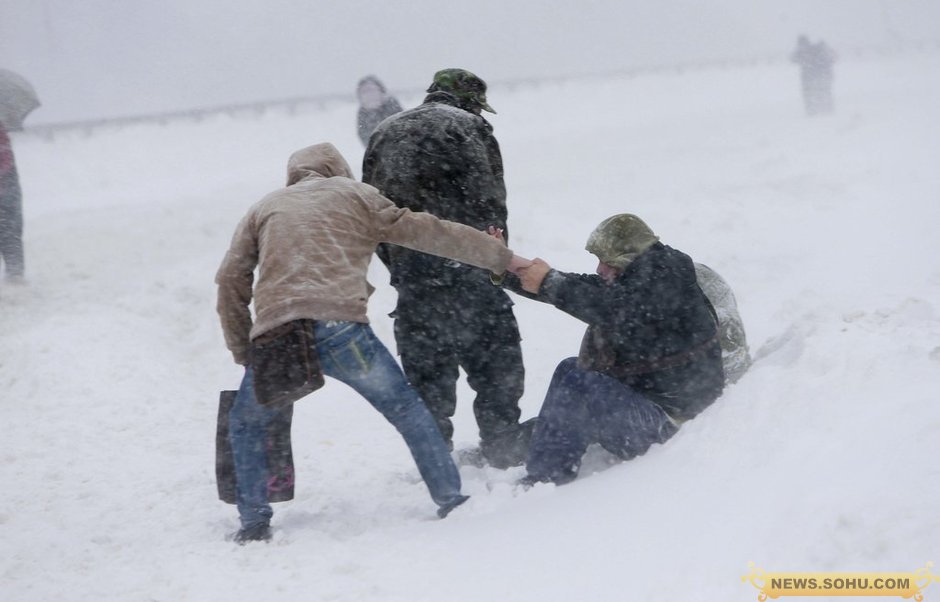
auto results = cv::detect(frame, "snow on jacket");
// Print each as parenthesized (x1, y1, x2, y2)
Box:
(362, 90, 507, 290)
(215, 142, 513, 365)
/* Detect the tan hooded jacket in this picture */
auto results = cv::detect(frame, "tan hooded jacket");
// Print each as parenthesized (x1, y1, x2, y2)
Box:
(216, 142, 513, 364)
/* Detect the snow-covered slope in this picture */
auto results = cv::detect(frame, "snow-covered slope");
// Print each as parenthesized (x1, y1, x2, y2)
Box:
(2, 53, 938, 601)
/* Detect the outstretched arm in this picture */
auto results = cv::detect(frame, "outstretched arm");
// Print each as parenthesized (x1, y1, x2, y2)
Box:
(374, 195, 529, 275)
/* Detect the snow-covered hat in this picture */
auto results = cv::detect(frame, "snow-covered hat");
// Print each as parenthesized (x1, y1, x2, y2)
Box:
(585, 214, 660, 269)
(426, 68, 496, 114)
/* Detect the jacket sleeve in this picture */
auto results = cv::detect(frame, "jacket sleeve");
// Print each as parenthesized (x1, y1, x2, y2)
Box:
(215, 213, 259, 365)
(533, 270, 626, 326)
(501, 272, 543, 301)
(367, 190, 512, 274)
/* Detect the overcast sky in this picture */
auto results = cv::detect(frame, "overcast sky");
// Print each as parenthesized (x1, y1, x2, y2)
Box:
(3, 0, 939, 124)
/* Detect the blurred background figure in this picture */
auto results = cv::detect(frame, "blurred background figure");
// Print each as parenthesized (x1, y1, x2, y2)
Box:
(355, 75, 403, 146)
(0, 68, 40, 282)
(790, 35, 837, 116)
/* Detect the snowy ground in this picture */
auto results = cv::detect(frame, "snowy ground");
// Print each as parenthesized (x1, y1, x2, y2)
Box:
(2, 53, 939, 601)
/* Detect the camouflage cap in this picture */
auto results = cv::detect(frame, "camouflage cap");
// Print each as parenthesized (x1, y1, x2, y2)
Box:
(585, 214, 660, 269)
(427, 68, 496, 114)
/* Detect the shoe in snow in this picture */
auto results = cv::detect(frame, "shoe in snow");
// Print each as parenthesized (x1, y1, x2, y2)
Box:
(437, 495, 470, 519)
(480, 418, 537, 469)
(233, 523, 272, 544)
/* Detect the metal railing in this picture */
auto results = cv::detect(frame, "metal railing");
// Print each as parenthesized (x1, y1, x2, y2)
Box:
(18, 40, 940, 139)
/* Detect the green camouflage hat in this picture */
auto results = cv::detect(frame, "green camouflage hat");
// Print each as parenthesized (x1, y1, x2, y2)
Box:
(585, 214, 660, 269)
(427, 68, 496, 114)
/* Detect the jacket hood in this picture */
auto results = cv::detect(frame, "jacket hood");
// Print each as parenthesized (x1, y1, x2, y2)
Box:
(286, 143, 353, 186)
(357, 75, 387, 94)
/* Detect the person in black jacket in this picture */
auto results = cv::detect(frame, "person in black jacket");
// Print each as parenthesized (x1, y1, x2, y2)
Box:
(355, 75, 403, 146)
(362, 68, 531, 468)
(505, 214, 725, 485)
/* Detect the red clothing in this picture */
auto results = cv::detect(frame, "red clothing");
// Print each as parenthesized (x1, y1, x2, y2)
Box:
(0, 126, 14, 175)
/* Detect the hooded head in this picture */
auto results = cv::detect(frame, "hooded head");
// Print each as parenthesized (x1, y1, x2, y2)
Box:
(357, 75, 388, 108)
(357, 75, 387, 94)
(585, 214, 660, 270)
(286, 143, 353, 186)
(426, 68, 496, 114)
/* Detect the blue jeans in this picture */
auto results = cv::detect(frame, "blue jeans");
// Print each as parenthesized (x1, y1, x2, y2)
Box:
(229, 321, 464, 529)
(525, 357, 679, 484)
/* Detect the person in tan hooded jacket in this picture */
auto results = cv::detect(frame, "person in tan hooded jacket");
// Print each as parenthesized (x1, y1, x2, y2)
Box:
(216, 142, 529, 543)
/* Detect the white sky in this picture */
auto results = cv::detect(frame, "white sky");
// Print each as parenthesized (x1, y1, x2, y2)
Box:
(2, 0, 939, 124)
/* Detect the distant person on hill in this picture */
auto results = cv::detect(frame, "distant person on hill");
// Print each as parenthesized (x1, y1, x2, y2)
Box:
(496, 214, 728, 486)
(215, 142, 531, 543)
(356, 75, 403, 146)
(0, 122, 24, 282)
(790, 35, 837, 116)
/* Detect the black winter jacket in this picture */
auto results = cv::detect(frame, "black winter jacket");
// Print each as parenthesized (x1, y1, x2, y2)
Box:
(508, 243, 724, 420)
(362, 91, 507, 291)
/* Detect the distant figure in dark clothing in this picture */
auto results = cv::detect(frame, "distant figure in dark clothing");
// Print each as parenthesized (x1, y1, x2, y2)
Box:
(790, 35, 837, 116)
(503, 214, 725, 486)
(0, 123, 24, 282)
(362, 68, 532, 469)
(356, 75, 403, 146)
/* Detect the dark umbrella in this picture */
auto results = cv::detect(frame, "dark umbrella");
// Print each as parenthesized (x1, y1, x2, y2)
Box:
(0, 68, 41, 131)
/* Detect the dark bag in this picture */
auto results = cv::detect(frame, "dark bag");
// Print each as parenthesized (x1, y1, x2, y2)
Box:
(215, 390, 295, 504)
(250, 318, 324, 406)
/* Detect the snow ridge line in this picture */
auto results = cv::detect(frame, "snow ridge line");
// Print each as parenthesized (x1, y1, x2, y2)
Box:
(17, 41, 940, 139)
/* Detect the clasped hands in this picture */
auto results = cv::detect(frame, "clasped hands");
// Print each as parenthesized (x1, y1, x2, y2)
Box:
(488, 226, 551, 293)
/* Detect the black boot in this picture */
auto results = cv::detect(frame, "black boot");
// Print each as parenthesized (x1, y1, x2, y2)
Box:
(480, 418, 537, 469)
(232, 523, 272, 544)
(437, 495, 470, 518)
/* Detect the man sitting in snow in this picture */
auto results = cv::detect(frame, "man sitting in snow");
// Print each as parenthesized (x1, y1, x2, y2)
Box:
(501, 214, 730, 485)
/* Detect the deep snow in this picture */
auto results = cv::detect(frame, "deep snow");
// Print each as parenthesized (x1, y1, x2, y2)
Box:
(1, 52, 939, 601)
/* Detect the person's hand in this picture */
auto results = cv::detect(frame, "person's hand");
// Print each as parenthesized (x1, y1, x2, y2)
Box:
(486, 226, 506, 245)
(507, 254, 533, 274)
(518, 258, 551, 293)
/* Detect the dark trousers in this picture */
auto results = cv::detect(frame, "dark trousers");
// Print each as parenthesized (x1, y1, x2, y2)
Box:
(526, 357, 679, 484)
(393, 282, 524, 445)
(0, 172, 24, 279)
